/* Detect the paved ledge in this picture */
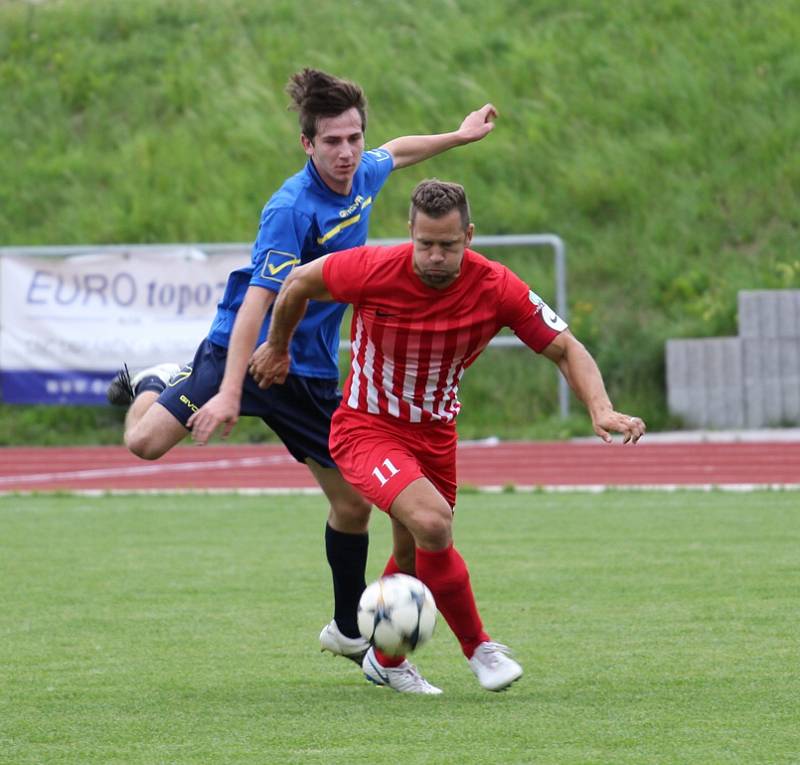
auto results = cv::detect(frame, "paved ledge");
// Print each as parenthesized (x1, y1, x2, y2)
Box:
(572, 428, 800, 444)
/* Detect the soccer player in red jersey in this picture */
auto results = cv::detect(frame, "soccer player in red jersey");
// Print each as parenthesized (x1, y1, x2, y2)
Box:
(249, 179, 646, 693)
(107, 70, 499, 671)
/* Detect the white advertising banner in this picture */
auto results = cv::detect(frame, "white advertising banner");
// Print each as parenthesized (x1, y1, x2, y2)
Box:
(0, 249, 245, 403)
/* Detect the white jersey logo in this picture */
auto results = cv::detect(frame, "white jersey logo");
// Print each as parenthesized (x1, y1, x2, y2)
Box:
(366, 148, 392, 162)
(529, 290, 567, 332)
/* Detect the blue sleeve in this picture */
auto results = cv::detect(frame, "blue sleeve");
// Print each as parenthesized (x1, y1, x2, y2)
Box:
(361, 148, 395, 195)
(249, 205, 311, 293)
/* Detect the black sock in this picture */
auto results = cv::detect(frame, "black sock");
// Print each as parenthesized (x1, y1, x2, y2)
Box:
(325, 523, 368, 639)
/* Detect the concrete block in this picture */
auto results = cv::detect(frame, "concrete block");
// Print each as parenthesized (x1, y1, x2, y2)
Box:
(742, 338, 800, 426)
(666, 338, 743, 428)
(779, 338, 800, 422)
(666, 339, 701, 425)
(704, 338, 745, 428)
(667, 291, 800, 430)
(738, 290, 800, 338)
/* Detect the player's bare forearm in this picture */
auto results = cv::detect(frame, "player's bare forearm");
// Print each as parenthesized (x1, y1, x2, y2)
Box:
(382, 103, 498, 170)
(266, 290, 308, 354)
(220, 286, 276, 394)
(249, 259, 333, 388)
(551, 334, 612, 416)
(266, 260, 333, 352)
(544, 332, 646, 444)
(246, 294, 305, 388)
(186, 286, 275, 444)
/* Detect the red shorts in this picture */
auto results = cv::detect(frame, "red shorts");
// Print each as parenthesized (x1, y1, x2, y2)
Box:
(329, 407, 458, 512)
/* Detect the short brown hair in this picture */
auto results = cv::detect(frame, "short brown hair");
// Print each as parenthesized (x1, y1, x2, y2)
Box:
(409, 179, 471, 230)
(286, 68, 367, 140)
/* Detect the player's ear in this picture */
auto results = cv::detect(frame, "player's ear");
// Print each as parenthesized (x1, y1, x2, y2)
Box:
(300, 134, 314, 156)
(464, 223, 474, 247)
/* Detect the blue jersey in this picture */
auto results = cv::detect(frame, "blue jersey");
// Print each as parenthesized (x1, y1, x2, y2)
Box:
(208, 148, 394, 378)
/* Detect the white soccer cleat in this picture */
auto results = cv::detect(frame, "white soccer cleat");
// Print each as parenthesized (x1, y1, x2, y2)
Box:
(107, 362, 181, 406)
(362, 646, 443, 694)
(130, 363, 182, 392)
(468, 641, 523, 691)
(319, 620, 370, 665)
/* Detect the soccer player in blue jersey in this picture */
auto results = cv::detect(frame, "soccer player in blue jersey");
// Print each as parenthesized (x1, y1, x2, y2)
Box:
(107, 68, 497, 669)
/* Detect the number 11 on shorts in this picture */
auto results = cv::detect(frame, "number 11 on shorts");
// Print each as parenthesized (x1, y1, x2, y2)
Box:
(372, 458, 400, 487)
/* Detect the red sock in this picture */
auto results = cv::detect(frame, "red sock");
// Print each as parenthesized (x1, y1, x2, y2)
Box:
(374, 556, 407, 668)
(382, 556, 402, 577)
(416, 544, 490, 658)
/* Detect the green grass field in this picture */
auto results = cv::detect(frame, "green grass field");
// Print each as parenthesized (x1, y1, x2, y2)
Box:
(1, 491, 797, 764)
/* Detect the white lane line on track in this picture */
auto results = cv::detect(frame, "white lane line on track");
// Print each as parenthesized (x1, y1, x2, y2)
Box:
(472, 483, 800, 492)
(3, 483, 799, 497)
(0, 454, 296, 486)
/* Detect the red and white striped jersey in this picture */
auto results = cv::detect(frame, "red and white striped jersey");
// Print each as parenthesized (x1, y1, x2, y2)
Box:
(322, 244, 566, 424)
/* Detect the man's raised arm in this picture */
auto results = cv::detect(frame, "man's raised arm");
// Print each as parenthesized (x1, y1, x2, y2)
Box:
(381, 104, 498, 170)
(247, 256, 334, 389)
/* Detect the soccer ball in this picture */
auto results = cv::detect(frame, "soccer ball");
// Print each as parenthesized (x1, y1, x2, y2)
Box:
(357, 574, 437, 656)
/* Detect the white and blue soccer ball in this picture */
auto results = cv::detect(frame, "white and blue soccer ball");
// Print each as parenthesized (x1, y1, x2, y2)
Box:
(357, 574, 437, 656)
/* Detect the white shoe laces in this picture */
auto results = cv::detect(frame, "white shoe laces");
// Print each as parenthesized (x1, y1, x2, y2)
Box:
(474, 641, 513, 666)
(393, 662, 437, 691)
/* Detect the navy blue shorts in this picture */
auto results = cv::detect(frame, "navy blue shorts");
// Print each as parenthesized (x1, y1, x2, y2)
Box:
(158, 338, 340, 467)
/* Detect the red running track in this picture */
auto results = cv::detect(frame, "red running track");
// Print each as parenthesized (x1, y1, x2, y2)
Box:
(1, 439, 798, 493)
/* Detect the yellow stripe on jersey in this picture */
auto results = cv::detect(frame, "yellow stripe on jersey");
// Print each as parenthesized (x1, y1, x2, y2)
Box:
(316, 196, 373, 245)
(316, 214, 361, 245)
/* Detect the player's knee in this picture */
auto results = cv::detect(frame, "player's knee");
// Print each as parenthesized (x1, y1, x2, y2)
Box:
(329, 494, 371, 533)
(411, 506, 452, 550)
(124, 429, 167, 461)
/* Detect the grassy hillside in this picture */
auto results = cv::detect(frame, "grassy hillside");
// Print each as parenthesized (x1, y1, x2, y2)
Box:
(1, 0, 798, 443)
